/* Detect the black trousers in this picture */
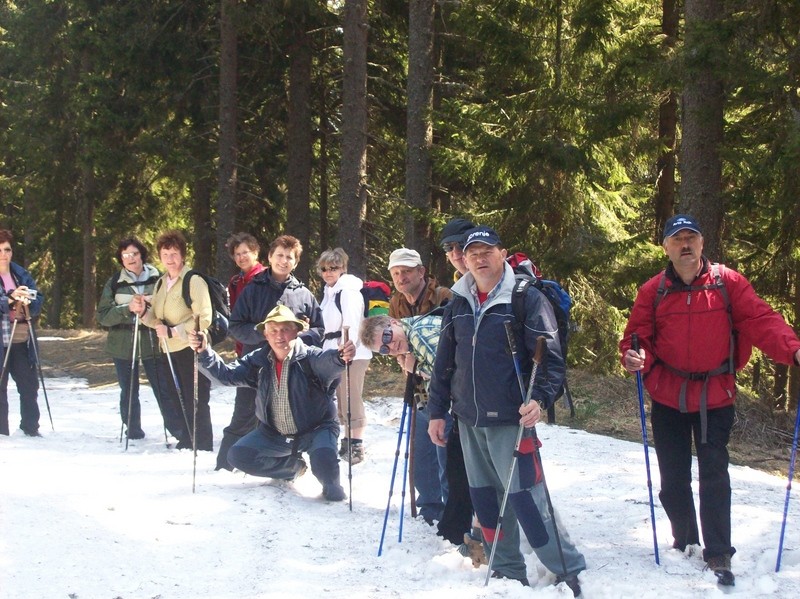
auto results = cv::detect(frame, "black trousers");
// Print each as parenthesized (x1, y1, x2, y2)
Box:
(215, 386, 258, 470)
(169, 347, 213, 451)
(651, 401, 736, 561)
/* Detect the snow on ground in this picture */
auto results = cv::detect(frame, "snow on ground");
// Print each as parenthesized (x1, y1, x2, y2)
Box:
(2, 360, 800, 598)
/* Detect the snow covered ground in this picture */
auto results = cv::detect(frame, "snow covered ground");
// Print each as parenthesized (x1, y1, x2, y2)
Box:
(2, 351, 800, 598)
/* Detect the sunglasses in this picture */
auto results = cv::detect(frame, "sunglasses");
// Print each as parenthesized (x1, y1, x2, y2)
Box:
(441, 242, 462, 253)
(378, 326, 394, 355)
(121, 251, 140, 259)
(320, 266, 342, 273)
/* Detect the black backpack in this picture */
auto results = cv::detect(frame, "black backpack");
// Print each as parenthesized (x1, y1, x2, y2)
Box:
(156, 270, 231, 346)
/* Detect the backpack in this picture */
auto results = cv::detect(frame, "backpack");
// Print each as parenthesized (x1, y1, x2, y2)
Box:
(155, 270, 231, 346)
(334, 280, 391, 318)
(506, 252, 575, 421)
(506, 253, 573, 358)
(652, 262, 751, 374)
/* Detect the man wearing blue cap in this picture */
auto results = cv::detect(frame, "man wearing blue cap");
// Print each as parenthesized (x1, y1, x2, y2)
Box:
(428, 225, 585, 594)
(621, 214, 800, 586)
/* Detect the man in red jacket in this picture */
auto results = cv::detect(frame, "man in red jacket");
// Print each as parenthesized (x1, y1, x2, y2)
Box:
(620, 214, 800, 587)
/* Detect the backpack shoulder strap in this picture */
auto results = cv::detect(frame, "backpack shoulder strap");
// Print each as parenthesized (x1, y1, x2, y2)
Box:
(334, 290, 343, 314)
(511, 275, 532, 326)
(181, 270, 197, 310)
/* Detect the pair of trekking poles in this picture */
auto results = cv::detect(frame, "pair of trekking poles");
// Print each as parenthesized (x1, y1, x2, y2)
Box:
(377, 323, 572, 588)
(1, 301, 54, 431)
(630, 333, 800, 572)
(121, 312, 201, 494)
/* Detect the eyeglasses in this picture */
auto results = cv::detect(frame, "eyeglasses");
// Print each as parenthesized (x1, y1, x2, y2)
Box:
(121, 251, 140, 259)
(378, 326, 393, 355)
(441, 242, 462, 253)
(320, 266, 341, 273)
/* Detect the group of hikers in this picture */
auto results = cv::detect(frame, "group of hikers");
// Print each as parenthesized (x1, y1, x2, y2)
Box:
(2, 215, 800, 595)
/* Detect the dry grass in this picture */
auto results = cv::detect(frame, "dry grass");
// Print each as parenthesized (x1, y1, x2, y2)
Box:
(35, 328, 796, 477)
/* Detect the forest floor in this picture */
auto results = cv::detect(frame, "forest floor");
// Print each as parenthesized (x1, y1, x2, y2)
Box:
(35, 328, 797, 477)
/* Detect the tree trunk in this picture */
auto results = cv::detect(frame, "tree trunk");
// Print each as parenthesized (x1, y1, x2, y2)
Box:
(337, 0, 369, 279)
(318, 75, 331, 250)
(405, 0, 435, 264)
(680, 0, 725, 262)
(216, 0, 238, 280)
(287, 19, 313, 283)
(655, 0, 678, 243)
(193, 177, 213, 274)
(80, 166, 97, 329)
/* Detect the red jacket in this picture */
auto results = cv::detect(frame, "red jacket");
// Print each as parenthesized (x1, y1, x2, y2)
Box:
(228, 262, 266, 356)
(620, 259, 800, 413)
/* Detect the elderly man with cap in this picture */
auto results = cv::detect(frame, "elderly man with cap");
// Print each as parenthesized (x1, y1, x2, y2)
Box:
(190, 304, 356, 502)
(386, 246, 453, 525)
(428, 225, 585, 594)
(621, 214, 800, 586)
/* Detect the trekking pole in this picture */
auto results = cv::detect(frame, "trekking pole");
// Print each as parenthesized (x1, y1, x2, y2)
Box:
(0, 318, 19, 383)
(123, 315, 140, 450)
(632, 333, 660, 565)
(342, 325, 353, 512)
(485, 328, 552, 586)
(775, 390, 800, 572)
(162, 336, 192, 440)
(24, 304, 54, 431)
(378, 399, 410, 556)
(408, 396, 418, 519)
(398, 393, 413, 543)
(147, 326, 170, 447)
(192, 316, 200, 493)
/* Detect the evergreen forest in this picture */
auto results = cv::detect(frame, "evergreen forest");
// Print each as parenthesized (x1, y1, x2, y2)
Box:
(1, 1, 798, 409)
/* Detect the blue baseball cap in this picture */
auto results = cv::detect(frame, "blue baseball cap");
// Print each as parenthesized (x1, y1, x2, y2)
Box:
(462, 226, 502, 251)
(663, 214, 702, 241)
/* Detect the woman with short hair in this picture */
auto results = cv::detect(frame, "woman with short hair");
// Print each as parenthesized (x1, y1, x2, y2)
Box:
(316, 247, 372, 464)
(0, 229, 43, 436)
(132, 230, 213, 450)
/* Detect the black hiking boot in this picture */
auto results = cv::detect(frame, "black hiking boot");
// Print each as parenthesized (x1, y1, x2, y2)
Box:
(555, 573, 582, 597)
(706, 554, 735, 587)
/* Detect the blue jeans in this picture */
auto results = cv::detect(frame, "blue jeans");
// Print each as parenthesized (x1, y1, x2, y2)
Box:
(0, 342, 40, 435)
(412, 406, 451, 522)
(228, 423, 339, 486)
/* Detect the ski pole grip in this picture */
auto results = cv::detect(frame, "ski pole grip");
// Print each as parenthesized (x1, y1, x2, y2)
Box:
(342, 325, 350, 344)
(631, 333, 640, 353)
(503, 320, 517, 354)
(533, 335, 547, 365)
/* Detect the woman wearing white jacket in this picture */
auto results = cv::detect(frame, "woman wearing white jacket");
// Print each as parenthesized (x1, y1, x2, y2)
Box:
(317, 248, 372, 464)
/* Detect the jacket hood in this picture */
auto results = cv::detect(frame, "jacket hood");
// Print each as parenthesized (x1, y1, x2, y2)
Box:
(451, 262, 515, 311)
(325, 273, 363, 295)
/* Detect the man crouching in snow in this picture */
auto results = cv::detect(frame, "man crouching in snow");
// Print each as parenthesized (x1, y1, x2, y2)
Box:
(190, 304, 355, 501)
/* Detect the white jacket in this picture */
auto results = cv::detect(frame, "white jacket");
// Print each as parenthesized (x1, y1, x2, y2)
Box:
(319, 273, 372, 361)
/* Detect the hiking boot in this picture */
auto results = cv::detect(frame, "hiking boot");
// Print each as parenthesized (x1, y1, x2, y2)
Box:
(458, 531, 487, 567)
(555, 574, 582, 597)
(490, 571, 529, 587)
(285, 457, 308, 482)
(21, 428, 42, 437)
(322, 483, 346, 502)
(705, 554, 735, 586)
(338, 438, 349, 458)
(339, 438, 364, 465)
(126, 428, 146, 440)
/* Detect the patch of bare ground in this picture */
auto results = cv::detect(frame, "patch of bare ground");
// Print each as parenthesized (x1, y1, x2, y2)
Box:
(35, 329, 795, 477)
